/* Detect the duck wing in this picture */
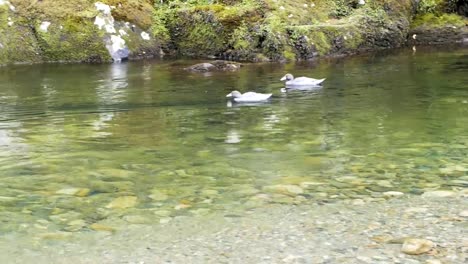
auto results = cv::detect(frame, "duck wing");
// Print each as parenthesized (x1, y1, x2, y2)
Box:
(234, 92, 272, 102)
(287, 77, 325, 86)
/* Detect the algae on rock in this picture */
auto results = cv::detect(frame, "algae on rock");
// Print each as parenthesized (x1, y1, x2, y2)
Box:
(151, 0, 419, 61)
(1, 0, 161, 64)
(409, 0, 468, 45)
(1, 0, 467, 64)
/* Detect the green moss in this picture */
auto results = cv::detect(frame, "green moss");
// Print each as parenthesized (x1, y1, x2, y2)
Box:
(102, 0, 155, 29)
(229, 23, 253, 50)
(0, 4, 8, 31)
(309, 31, 332, 55)
(288, 25, 334, 56)
(170, 11, 225, 56)
(0, 5, 42, 64)
(412, 13, 467, 28)
(254, 53, 269, 62)
(283, 49, 296, 61)
(36, 18, 110, 62)
(151, 10, 170, 45)
(343, 29, 364, 50)
(154, 0, 267, 57)
(416, 0, 447, 14)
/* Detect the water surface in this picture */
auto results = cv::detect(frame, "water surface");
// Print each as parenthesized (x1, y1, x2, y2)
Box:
(0, 46, 467, 237)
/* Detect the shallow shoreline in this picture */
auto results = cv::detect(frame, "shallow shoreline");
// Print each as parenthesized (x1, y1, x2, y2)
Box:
(1, 194, 466, 264)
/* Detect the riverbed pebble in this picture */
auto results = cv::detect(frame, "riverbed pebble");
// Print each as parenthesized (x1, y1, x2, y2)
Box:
(401, 238, 435, 255)
(3, 194, 465, 263)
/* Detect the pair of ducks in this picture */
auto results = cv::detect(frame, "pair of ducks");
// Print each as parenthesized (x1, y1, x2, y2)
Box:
(226, 73, 326, 103)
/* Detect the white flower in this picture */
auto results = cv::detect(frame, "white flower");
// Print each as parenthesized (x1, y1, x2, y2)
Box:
(141, 31, 150, 40)
(39, 21, 51, 32)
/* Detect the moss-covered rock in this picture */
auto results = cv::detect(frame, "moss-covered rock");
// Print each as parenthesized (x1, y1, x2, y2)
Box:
(409, 0, 468, 45)
(0, 3, 42, 65)
(102, 0, 155, 29)
(1, 0, 467, 64)
(0, 0, 161, 65)
(150, 0, 419, 61)
(35, 18, 111, 63)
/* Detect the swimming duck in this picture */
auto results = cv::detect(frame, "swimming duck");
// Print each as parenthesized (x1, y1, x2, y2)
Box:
(280, 73, 326, 87)
(226, 90, 272, 103)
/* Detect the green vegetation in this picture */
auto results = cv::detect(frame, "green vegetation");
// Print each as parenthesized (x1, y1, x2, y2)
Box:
(0, 0, 161, 64)
(412, 13, 467, 28)
(1, 0, 467, 64)
(148, 0, 422, 60)
(411, 0, 467, 29)
(35, 18, 110, 63)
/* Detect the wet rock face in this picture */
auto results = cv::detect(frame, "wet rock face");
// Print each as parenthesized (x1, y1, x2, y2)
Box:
(409, 26, 468, 45)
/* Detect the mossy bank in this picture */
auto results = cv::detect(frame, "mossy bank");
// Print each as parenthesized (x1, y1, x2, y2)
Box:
(0, 0, 160, 65)
(1, 0, 467, 65)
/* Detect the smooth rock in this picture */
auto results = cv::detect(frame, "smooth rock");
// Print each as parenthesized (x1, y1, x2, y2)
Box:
(352, 199, 366, 205)
(421, 190, 456, 198)
(174, 203, 191, 210)
(159, 217, 172, 224)
(56, 187, 90, 197)
(263, 184, 304, 196)
(148, 190, 169, 201)
(201, 189, 219, 197)
(37, 232, 72, 240)
(0, 196, 16, 202)
(401, 238, 434, 255)
(190, 208, 211, 216)
(123, 215, 151, 224)
(185, 63, 215, 72)
(185, 60, 242, 72)
(383, 191, 404, 197)
(153, 210, 171, 217)
(376, 180, 393, 188)
(67, 219, 86, 227)
(49, 211, 82, 224)
(90, 223, 115, 232)
(405, 207, 429, 214)
(299, 181, 326, 189)
(106, 196, 138, 209)
(65, 219, 87, 232)
(459, 210, 468, 217)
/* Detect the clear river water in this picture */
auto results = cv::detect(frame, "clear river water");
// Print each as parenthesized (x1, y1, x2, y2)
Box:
(0, 46, 467, 243)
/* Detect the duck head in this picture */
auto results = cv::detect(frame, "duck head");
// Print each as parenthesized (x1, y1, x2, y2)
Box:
(280, 74, 294, 81)
(226, 90, 242, 98)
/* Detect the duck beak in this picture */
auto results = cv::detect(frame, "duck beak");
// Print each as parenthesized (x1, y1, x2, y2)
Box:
(226, 93, 232, 97)
(280, 76, 286, 81)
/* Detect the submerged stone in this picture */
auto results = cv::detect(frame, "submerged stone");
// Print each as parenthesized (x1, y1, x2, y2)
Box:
(421, 190, 457, 198)
(401, 238, 434, 255)
(263, 184, 304, 197)
(106, 196, 138, 209)
(55, 187, 90, 197)
(383, 191, 405, 197)
(90, 223, 115, 232)
(37, 232, 73, 240)
(148, 190, 169, 201)
(185, 61, 242, 72)
(123, 215, 152, 224)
